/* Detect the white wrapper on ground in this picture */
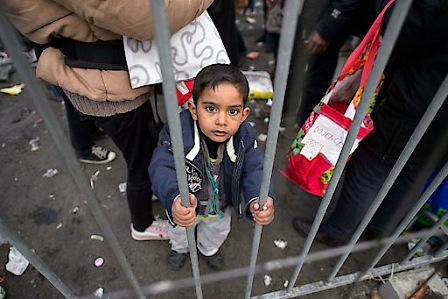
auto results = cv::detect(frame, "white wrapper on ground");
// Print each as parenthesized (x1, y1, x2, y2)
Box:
(6, 247, 29, 276)
(124, 11, 230, 88)
(264, 274, 272, 286)
(118, 182, 127, 193)
(274, 239, 287, 250)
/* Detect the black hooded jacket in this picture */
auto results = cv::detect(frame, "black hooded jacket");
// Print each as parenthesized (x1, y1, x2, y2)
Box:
(362, 0, 448, 167)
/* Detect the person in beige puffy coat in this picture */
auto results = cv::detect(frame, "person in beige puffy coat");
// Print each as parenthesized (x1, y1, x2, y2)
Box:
(2, 0, 213, 240)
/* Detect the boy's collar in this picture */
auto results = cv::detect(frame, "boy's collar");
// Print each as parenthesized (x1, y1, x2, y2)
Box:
(186, 121, 237, 162)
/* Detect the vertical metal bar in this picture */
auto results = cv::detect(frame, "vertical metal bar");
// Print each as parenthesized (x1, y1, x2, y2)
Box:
(244, 1, 300, 298)
(368, 160, 448, 266)
(0, 11, 147, 299)
(326, 0, 414, 282)
(404, 210, 448, 261)
(149, 1, 203, 298)
(0, 218, 76, 298)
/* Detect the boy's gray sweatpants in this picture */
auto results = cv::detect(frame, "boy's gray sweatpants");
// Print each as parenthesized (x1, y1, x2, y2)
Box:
(169, 207, 231, 256)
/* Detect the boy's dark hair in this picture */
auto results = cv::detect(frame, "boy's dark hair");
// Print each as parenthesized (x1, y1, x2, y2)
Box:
(192, 64, 249, 106)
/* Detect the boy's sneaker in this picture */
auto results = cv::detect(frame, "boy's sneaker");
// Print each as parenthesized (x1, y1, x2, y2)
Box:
(204, 252, 223, 270)
(130, 219, 169, 241)
(167, 250, 186, 271)
(78, 146, 116, 164)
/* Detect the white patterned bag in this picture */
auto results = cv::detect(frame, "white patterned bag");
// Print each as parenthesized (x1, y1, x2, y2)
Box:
(123, 11, 230, 88)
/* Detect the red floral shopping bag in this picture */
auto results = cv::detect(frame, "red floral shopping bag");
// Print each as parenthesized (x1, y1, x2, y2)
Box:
(280, 0, 394, 196)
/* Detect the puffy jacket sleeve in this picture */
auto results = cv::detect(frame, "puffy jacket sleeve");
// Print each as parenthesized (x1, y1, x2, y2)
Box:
(53, 0, 214, 41)
(315, 0, 365, 42)
(149, 122, 181, 219)
(2, 0, 213, 43)
(1, 0, 102, 44)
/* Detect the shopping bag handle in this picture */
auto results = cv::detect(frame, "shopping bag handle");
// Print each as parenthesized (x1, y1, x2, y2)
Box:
(340, 0, 395, 87)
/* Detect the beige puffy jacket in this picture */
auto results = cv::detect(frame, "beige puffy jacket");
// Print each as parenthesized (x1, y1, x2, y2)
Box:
(2, 0, 213, 102)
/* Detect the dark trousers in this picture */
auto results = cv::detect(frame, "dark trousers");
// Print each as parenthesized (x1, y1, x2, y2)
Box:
(62, 93, 98, 157)
(321, 145, 428, 239)
(266, 32, 280, 61)
(282, 0, 375, 127)
(283, 25, 349, 126)
(208, 0, 246, 66)
(93, 100, 159, 231)
(47, 85, 98, 157)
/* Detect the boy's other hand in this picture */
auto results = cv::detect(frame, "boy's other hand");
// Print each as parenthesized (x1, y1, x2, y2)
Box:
(250, 197, 274, 225)
(172, 194, 197, 227)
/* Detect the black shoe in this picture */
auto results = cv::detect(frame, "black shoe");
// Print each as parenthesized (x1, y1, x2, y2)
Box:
(255, 32, 267, 44)
(167, 250, 186, 271)
(361, 228, 378, 241)
(204, 252, 223, 270)
(292, 217, 312, 238)
(292, 217, 348, 247)
(78, 146, 116, 164)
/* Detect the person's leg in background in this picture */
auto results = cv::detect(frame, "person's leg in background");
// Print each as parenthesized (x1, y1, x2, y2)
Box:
(236, 29, 248, 65)
(292, 144, 391, 244)
(256, 0, 268, 44)
(293, 144, 426, 244)
(322, 149, 433, 241)
(62, 92, 97, 157)
(34, 45, 115, 164)
(94, 99, 168, 240)
(366, 165, 428, 238)
(280, 0, 324, 130)
(244, 0, 256, 16)
(294, 34, 347, 126)
(265, 31, 280, 66)
(49, 85, 116, 164)
(317, 145, 400, 243)
(209, 0, 242, 66)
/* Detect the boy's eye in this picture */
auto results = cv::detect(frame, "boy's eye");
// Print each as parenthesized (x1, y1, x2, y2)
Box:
(228, 108, 240, 116)
(205, 105, 216, 113)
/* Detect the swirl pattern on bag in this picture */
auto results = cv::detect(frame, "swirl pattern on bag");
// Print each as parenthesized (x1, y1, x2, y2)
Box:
(124, 12, 230, 88)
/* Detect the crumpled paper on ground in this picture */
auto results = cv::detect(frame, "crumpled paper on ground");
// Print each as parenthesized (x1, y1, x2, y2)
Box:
(5, 247, 29, 276)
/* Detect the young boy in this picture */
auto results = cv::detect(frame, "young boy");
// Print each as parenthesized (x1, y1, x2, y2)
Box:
(149, 64, 275, 271)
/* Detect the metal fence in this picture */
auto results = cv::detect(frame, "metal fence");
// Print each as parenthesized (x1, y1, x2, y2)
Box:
(0, 0, 447, 298)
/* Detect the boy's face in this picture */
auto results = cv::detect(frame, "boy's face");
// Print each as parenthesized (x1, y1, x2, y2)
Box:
(188, 82, 250, 143)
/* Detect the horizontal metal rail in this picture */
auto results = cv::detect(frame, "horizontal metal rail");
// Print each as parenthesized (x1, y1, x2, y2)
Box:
(252, 253, 448, 299)
(75, 230, 447, 298)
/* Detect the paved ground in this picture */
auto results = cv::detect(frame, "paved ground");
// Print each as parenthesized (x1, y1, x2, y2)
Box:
(0, 3, 444, 299)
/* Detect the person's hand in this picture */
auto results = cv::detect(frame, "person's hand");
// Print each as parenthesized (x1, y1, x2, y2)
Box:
(172, 194, 197, 227)
(306, 30, 329, 54)
(250, 197, 274, 225)
(265, 0, 276, 9)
